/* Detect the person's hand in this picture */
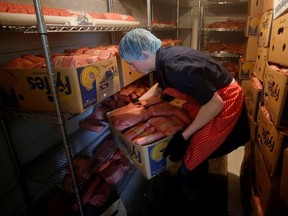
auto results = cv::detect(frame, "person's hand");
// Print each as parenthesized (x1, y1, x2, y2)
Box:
(163, 130, 188, 162)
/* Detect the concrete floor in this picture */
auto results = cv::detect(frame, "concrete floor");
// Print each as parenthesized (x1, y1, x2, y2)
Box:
(119, 146, 246, 216)
(120, 158, 230, 215)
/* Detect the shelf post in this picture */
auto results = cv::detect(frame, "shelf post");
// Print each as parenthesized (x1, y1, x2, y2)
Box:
(32, 1, 84, 215)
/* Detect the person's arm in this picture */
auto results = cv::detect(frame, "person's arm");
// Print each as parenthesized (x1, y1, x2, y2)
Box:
(181, 92, 224, 140)
(138, 82, 163, 100)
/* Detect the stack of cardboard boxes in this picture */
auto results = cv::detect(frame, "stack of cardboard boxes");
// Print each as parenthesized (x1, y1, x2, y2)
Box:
(240, 0, 288, 215)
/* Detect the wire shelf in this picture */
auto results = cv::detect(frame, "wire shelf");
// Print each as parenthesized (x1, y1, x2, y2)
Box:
(24, 124, 110, 186)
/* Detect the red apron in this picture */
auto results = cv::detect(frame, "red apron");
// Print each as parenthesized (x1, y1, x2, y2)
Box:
(164, 81, 243, 171)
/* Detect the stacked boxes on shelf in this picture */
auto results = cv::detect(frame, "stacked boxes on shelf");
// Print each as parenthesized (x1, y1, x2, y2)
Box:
(241, 0, 288, 215)
(0, 56, 121, 113)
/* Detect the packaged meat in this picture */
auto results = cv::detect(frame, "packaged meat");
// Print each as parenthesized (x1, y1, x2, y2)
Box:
(88, 182, 111, 207)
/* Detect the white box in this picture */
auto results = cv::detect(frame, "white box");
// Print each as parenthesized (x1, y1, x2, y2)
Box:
(274, 0, 288, 19)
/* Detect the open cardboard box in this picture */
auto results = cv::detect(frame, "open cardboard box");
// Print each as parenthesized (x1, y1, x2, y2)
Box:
(107, 109, 174, 179)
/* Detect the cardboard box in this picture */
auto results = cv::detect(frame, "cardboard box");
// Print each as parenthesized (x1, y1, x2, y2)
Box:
(245, 36, 258, 61)
(100, 198, 127, 216)
(263, 63, 288, 127)
(249, 114, 258, 147)
(268, 12, 288, 66)
(107, 110, 173, 179)
(250, 187, 264, 216)
(263, 0, 274, 13)
(117, 57, 144, 88)
(246, 16, 261, 36)
(254, 47, 268, 81)
(4, 57, 120, 113)
(274, 0, 288, 19)
(245, 115, 257, 176)
(280, 148, 288, 208)
(256, 102, 288, 177)
(240, 79, 251, 97)
(254, 144, 283, 216)
(239, 60, 255, 79)
(257, 10, 273, 48)
(248, 77, 263, 122)
(248, 0, 264, 17)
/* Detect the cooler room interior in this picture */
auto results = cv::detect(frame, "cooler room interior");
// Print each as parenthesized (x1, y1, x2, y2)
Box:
(0, 0, 287, 216)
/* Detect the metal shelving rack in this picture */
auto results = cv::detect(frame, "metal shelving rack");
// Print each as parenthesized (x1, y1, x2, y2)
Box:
(198, 0, 247, 58)
(0, 0, 190, 215)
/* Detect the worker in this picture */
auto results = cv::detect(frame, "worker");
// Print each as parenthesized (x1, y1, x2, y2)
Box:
(118, 28, 250, 214)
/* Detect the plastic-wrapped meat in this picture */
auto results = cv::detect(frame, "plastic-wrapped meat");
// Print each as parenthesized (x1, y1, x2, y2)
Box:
(134, 86, 148, 97)
(118, 94, 132, 103)
(148, 102, 176, 117)
(72, 175, 101, 211)
(119, 85, 138, 96)
(93, 138, 118, 162)
(66, 156, 93, 181)
(170, 115, 186, 128)
(88, 182, 111, 208)
(139, 95, 162, 107)
(182, 103, 200, 120)
(269, 64, 288, 75)
(87, 12, 105, 19)
(173, 109, 192, 125)
(97, 150, 130, 185)
(109, 103, 150, 131)
(92, 106, 110, 120)
(269, 64, 280, 71)
(148, 116, 183, 136)
(123, 122, 151, 141)
(60, 174, 74, 193)
(251, 76, 262, 90)
(163, 87, 198, 104)
(79, 118, 106, 133)
(103, 12, 123, 20)
(132, 131, 165, 146)
(260, 103, 272, 121)
(120, 14, 136, 21)
(52, 55, 89, 67)
(2, 57, 34, 69)
(21, 54, 46, 67)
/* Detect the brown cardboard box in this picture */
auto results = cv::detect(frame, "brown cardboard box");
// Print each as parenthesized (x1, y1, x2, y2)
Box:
(250, 187, 264, 216)
(246, 16, 261, 37)
(280, 148, 288, 208)
(263, 63, 288, 127)
(257, 10, 273, 48)
(245, 115, 257, 176)
(107, 109, 173, 179)
(240, 79, 252, 97)
(245, 36, 258, 61)
(274, 0, 288, 19)
(248, 0, 264, 17)
(239, 60, 255, 79)
(269, 12, 288, 66)
(254, 144, 283, 216)
(262, 0, 274, 13)
(257, 102, 288, 177)
(3, 56, 120, 113)
(248, 77, 263, 122)
(254, 47, 268, 81)
(117, 57, 144, 88)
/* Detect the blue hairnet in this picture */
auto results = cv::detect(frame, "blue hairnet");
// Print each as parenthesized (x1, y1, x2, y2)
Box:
(118, 28, 162, 61)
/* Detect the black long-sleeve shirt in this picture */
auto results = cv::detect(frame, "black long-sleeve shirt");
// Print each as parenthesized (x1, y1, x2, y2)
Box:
(155, 46, 233, 105)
